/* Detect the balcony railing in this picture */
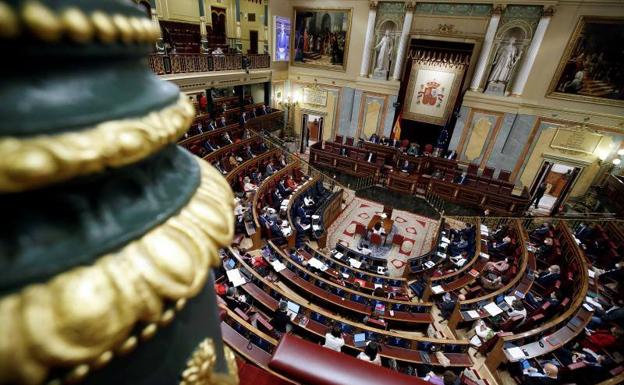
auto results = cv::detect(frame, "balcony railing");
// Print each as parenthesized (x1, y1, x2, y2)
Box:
(148, 53, 270, 75)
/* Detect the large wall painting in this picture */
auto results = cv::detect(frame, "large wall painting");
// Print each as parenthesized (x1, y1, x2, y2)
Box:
(292, 8, 351, 71)
(547, 16, 624, 107)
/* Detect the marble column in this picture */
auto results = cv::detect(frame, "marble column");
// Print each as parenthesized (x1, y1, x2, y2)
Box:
(469, 6, 502, 91)
(199, 0, 209, 53)
(392, 1, 415, 81)
(511, 7, 554, 96)
(360, 1, 378, 77)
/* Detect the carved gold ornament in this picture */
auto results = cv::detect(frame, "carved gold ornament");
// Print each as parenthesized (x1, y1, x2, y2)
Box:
(180, 339, 239, 385)
(0, 0, 161, 44)
(0, 94, 195, 193)
(0, 160, 235, 385)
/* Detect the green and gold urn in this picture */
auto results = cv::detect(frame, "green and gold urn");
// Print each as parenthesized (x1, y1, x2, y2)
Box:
(0, 1, 238, 384)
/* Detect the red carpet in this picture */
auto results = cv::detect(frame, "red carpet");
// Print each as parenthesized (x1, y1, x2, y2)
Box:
(237, 360, 293, 385)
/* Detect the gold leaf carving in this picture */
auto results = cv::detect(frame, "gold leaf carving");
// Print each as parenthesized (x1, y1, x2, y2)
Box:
(0, 160, 234, 385)
(180, 339, 239, 385)
(0, 94, 195, 192)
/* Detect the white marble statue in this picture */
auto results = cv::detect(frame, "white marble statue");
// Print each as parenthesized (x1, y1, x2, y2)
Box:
(374, 30, 393, 72)
(488, 37, 521, 83)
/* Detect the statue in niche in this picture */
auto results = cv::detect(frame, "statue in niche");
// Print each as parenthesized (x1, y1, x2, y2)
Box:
(488, 37, 522, 84)
(375, 30, 394, 72)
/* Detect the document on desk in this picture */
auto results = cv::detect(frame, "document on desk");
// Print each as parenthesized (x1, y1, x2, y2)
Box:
(479, 252, 490, 259)
(424, 260, 436, 268)
(441, 236, 451, 244)
(504, 296, 516, 307)
(349, 258, 362, 268)
(332, 251, 344, 260)
(226, 269, 246, 287)
(271, 260, 286, 272)
(484, 302, 503, 316)
(431, 285, 444, 294)
(506, 346, 527, 361)
(466, 310, 480, 319)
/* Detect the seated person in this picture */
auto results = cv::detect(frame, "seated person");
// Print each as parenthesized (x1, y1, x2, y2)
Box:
(222, 132, 233, 144)
(491, 236, 512, 253)
(271, 301, 292, 336)
(520, 361, 559, 385)
(219, 116, 227, 127)
(357, 341, 381, 366)
(243, 176, 257, 194)
(536, 265, 560, 287)
(277, 154, 287, 168)
(484, 258, 510, 274)
(323, 325, 345, 352)
(582, 325, 624, 351)
(531, 222, 551, 239)
(224, 287, 250, 312)
(280, 220, 293, 237)
(472, 320, 496, 347)
(272, 189, 283, 209)
(506, 299, 527, 322)
(228, 152, 240, 168)
(285, 175, 298, 190)
(265, 161, 276, 177)
(491, 225, 508, 243)
(212, 160, 226, 174)
(372, 222, 386, 236)
(423, 370, 458, 385)
(406, 143, 420, 156)
(439, 293, 465, 320)
(358, 244, 372, 256)
(575, 222, 592, 242)
(481, 271, 503, 291)
(453, 171, 467, 185)
(449, 236, 469, 255)
(525, 290, 562, 310)
(369, 133, 379, 143)
(277, 179, 291, 196)
(536, 237, 554, 259)
(296, 203, 311, 224)
(303, 195, 315, 207)
(400, 159, 413, 173)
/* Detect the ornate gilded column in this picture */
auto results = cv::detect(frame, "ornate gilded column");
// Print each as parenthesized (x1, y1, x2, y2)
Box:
(392, 1, 416, 81)
(470, 6, 502, 91)
(199, 0, 210, 53)
(360, 1, 379, 77)
(0, 1, 237, 385)
(510, 7, 554, 96)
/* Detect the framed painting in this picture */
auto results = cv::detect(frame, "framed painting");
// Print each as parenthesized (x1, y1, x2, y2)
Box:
(273, 16, 291, 62)
(547, 16, 624, 107)
(291, 8, 352, 72)
(402, 61, 465, 126)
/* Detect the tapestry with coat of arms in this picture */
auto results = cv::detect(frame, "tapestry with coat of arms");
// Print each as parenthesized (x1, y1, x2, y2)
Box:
(402, 51, 468, 126)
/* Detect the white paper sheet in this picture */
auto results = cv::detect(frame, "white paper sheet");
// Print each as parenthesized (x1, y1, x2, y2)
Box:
(506, 347, 526, 361)
(271, 260, 287, 272)
(484, 302, 503, 316)
(226, 269, 246, 287)
(349, 258, 362, 268)
(466, 310, 480, 319)
(431, 285, 444, 294)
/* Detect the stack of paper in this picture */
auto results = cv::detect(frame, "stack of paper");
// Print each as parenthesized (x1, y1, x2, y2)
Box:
(226, 269, 246, 287)
(506, 346, 526, 361)
(424, 260, 435, 268)
(466, 310, 480, 319)
(480, 224, 489, 236)
(484, 302, 503, 316)
(431, 285, 444, 294)
(271, 260, 287, 272)
(504, 296, 516, 306)
(349, 258, 362, 268)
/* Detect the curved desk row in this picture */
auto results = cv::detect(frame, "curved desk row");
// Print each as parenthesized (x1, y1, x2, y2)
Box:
(224, 248, 473, 368)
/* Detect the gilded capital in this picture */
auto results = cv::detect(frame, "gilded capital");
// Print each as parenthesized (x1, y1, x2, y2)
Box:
(492, 5, 504, 16)
(369, 1, 378, 10)
(405, 1, 416, 12)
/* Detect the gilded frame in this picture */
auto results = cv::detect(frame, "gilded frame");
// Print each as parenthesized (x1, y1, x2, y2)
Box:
(546, 16, 624, 107)
(291, 7, 352, 72)
(402, 60, 465, 126)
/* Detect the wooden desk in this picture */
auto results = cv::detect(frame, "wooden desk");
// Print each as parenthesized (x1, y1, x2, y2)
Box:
(367, 215, 393, 234)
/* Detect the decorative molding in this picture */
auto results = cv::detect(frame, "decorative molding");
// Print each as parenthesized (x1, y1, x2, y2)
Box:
(0, 160, 235, 385)
(437, 24, 455, 34)
(0, 94, 194, 193)
(0, 1, 161, 43)
(179, 338, 239, 385)
(369, 1, 379, 11)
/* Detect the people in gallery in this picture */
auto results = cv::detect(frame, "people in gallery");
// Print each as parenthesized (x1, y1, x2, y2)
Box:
(323, 325, 345, 352)
(357, 341, 382, 366)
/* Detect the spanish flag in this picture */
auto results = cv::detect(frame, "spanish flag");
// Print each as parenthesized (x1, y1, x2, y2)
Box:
(392, 113, 402, 140)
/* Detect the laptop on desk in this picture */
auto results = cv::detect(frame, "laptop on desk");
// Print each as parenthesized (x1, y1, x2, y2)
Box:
(353, 332, 367, 348)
